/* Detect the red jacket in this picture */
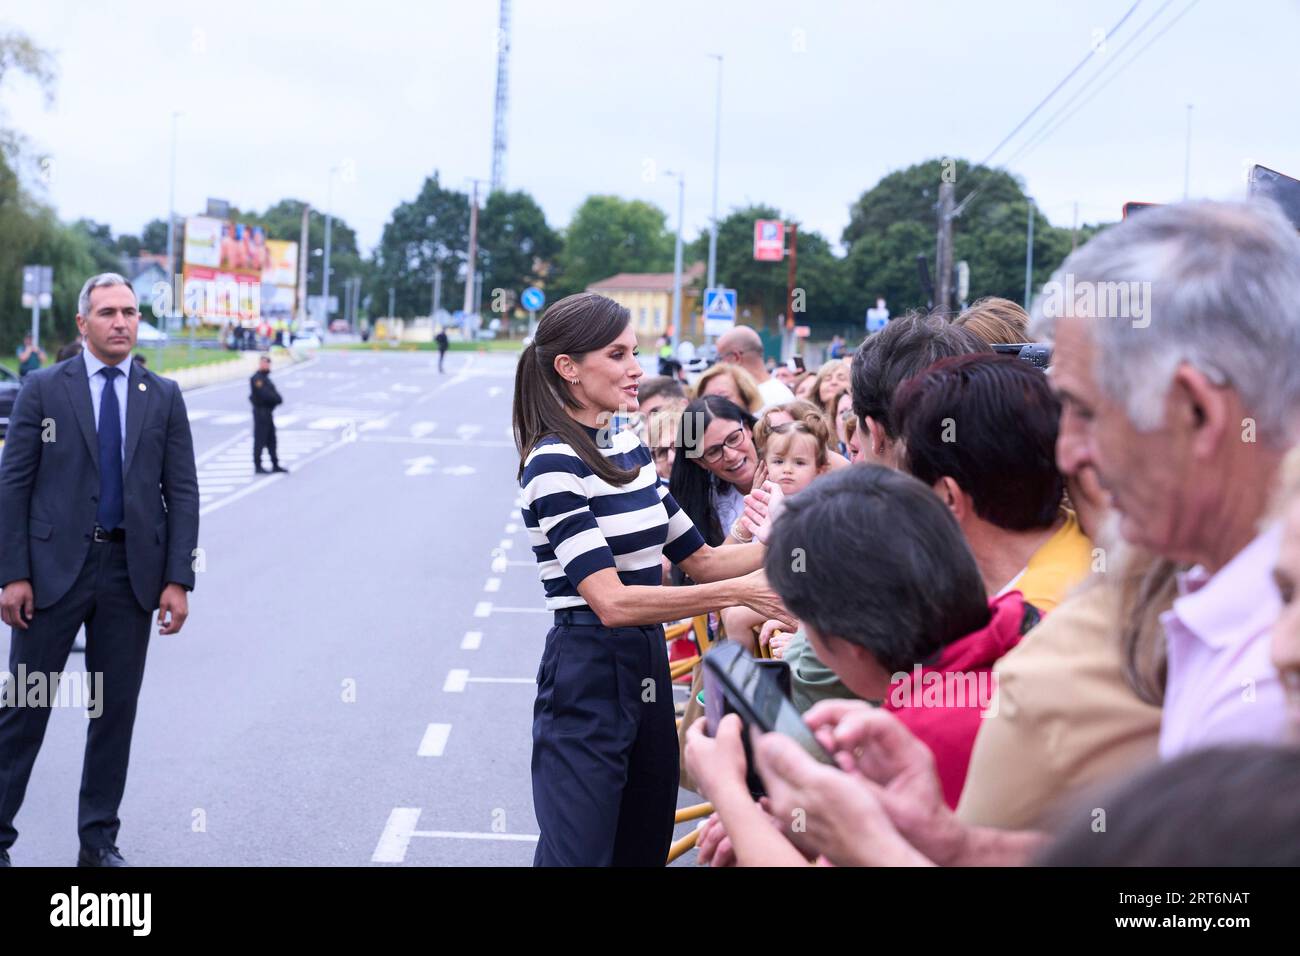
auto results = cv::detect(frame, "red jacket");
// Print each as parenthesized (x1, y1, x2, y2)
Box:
(882, 592, 1032, 809)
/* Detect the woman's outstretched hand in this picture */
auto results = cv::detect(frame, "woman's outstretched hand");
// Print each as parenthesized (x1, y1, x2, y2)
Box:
(738, 569, 795, 630)
(741, 481, 786, 545)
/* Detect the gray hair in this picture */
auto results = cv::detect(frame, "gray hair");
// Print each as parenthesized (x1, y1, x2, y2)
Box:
(78, 272, 136, 316)
(1029, 200, 1300, 446)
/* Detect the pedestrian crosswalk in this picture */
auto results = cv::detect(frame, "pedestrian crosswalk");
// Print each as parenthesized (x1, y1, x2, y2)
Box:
(197, 429, 336, 510)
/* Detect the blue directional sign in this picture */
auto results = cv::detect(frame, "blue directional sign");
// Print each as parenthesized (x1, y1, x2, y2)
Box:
(521, 286, 545, 312)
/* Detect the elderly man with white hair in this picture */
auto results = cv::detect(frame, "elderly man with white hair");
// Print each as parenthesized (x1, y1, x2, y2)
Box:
(1038, 199, 1299, 758)
(714, 325, 794, 410)
(683, 200, 1300, 868)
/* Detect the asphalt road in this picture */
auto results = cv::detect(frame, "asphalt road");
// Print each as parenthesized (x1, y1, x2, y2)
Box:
(1, 348, 699, 867)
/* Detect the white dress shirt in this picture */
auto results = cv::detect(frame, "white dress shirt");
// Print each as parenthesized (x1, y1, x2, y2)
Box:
(82, 348, 132, 460)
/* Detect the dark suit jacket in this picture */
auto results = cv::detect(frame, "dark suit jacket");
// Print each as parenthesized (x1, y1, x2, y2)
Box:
(0, 355, 200, 611)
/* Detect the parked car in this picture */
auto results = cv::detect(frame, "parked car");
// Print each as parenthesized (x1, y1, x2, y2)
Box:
(329, 319, 350, 333)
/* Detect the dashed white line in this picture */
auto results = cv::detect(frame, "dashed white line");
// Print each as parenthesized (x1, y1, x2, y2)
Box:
(473, 602, 492, 618)
(484, 578, 500, 593)
(417, 723, 452, 757)
(443, 669, 470, 693)
(460, 631, 482, 650)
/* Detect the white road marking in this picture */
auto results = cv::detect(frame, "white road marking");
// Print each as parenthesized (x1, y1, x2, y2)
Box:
(442, 465, 475, 476)
(499, 539, 513, 550)
(213, 413, 246, 425)
(409, 421, 438, 438)
(372, 808, 423, 863)
(372, 808, 540, 862)
(186, 409, 215, 422)
(357, 435, 514, 448)
(443, 669, 470, 693)
(404, 455, 438, 476)
(456, 424, 482, 439)
(467, 677, 534, 685)
(473, 602, 492, 618)
(460, 631, 482, 650)
(505, 523, 519, 534)
(489, 606, 550, 614)
(391, 384, 421, 393)
(417, 723, 451, 757)
(308, 417, 356, 430)
(484, 578, 500, 592)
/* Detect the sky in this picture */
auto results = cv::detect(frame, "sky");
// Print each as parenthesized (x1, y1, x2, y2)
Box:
(3, 0, 1298, 257)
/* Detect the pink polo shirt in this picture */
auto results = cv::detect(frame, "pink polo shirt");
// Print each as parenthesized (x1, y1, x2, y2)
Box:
(1158, 522, 1288, 759)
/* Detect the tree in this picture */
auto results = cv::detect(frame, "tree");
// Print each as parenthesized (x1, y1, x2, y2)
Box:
(369, 172, 470, 317)
(478, 189, 560, 312)
(842, 158, 1114, 314)
(551, 195, 673, 298)
(70, 218, 124, 274)
(139, 217, 169, 253)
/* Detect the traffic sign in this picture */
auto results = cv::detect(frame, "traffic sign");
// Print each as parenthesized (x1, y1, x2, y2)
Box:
(521, 286, 545, 312)
(753, 220, 785, 261)
(702, 287, 737, 337)
(865, 297, 889, 334)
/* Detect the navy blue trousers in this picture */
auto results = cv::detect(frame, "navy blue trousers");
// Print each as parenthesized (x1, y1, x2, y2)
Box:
(531, 622, 679, 867)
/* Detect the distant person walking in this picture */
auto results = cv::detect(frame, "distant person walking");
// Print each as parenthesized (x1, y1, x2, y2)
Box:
(250, 355, 287, 474)
(15, 334, 45, 378)
(435, 328, 449, 373)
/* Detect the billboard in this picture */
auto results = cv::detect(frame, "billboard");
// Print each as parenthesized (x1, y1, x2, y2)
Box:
(179, 216, 297, 324)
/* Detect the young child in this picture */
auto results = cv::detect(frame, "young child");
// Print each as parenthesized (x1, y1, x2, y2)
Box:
(721, 414, 832, 652)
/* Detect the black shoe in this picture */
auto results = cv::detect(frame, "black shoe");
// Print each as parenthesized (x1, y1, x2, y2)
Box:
(271, 465, 289, 473)
(0, 848, 10, 867)
(77, 846, 128, 868)
(255, 466, 269, 474)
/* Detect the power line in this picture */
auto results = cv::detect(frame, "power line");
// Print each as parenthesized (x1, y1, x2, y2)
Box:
(998, 0, 1178, 171)
(974, 1, 1142, 170)
(1002, 0, 1202, 171)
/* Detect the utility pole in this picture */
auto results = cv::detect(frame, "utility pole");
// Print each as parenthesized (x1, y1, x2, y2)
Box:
(706, 54, 723, 292)
(1023, 200, 1036, 309)
(785, 222, 798, 357)
(323, 166, 338, 328)
(935, 181, 955, 313)
(297, 202, 310, 331)
(432, 265, 442, 316)
(164, 111, 179, 332)
(667, 171, 685, 351)
(388, 286, 395, 320)
(462, 180, 482, 320)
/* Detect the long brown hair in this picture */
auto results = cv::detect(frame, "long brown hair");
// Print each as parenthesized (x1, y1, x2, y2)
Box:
(513, 292, 641, 486)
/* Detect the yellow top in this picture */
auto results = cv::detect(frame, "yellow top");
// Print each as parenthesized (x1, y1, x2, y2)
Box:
(1000, 509, 1093, 613)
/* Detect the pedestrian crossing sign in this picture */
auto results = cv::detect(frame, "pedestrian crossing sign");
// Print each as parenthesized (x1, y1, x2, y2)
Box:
(703, 288, 736, 321)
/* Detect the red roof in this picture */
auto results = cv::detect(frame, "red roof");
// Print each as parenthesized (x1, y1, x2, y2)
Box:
(587, 261, 705, 293)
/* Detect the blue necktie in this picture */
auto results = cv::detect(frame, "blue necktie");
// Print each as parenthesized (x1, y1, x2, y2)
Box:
(96, 366, 124, 530)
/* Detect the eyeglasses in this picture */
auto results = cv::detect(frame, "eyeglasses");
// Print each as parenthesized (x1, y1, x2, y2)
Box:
(700, 427, 746, 464)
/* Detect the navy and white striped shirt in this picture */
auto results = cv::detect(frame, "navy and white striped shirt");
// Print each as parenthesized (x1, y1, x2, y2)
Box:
(520, 425, 706, 610)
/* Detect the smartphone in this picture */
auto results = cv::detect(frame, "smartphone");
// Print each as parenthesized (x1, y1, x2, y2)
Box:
(702, 642, 834, 765)
(1248, 164, 1300, 231)
(788, 356, 806, 373)
(1122, 201, 1159, 219)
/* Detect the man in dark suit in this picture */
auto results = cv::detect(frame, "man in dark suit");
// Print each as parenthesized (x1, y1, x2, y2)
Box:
(249, 354, 287, 474)
(0, 273, 199, 867)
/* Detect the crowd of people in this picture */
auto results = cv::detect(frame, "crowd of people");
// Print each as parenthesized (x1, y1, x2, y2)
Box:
(514, 197, 1300, 867)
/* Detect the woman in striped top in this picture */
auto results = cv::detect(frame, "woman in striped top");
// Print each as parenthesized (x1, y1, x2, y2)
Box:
(514, 293, 790, 867)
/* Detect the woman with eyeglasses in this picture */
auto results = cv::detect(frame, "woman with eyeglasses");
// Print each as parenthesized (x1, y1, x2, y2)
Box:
(669, 395, 763, 548)
(514, 293, 791, 867)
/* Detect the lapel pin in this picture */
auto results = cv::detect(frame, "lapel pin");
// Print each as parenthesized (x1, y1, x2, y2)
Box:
(139, 383, 147, 391)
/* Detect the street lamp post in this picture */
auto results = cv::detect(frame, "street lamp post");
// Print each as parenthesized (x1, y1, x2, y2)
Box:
(706, 54, 722, 294)
(322, 166, 338, 331)
(666, 170, 685, 352)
